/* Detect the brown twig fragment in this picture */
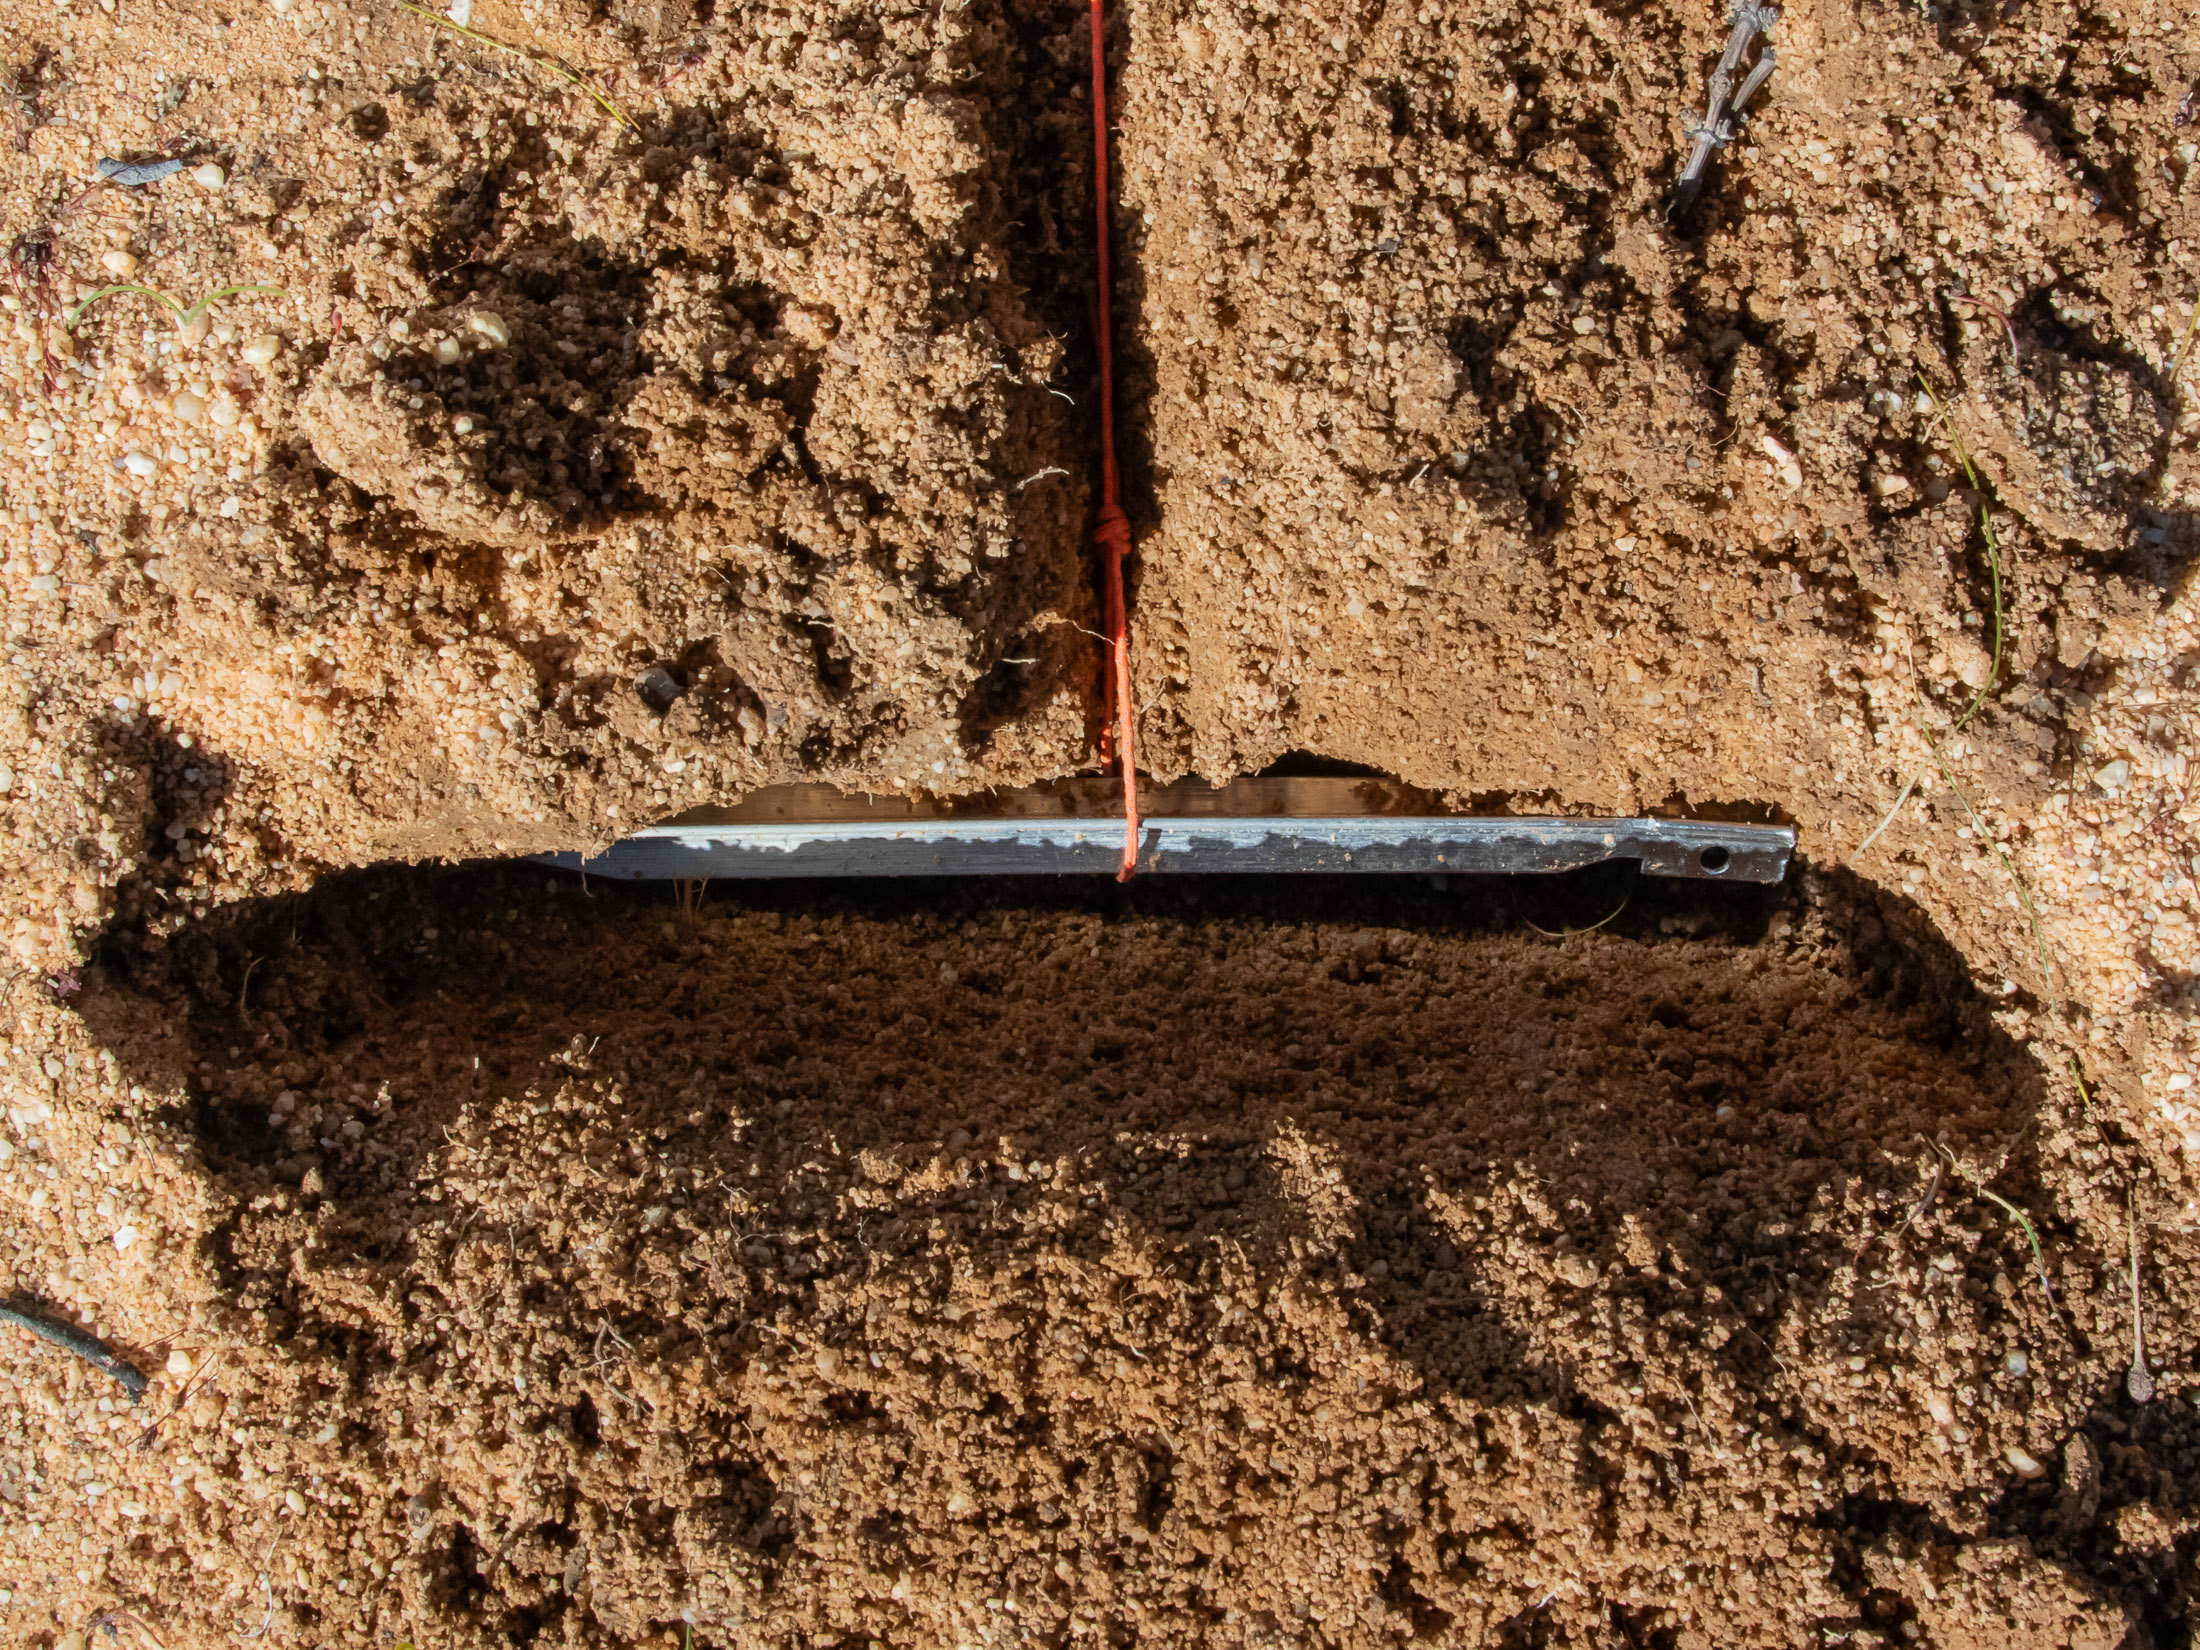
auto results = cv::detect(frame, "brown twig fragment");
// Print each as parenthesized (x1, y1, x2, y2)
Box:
(0, 1296, 149, 1400)
(1949, 291, 2021, 366)
(394, 1, 637, 130)
(5, 230, 65, 395)
(2126, 1190, 2153, 1403)
(1851, 1141, 1942, 1278)
(1674, 2, 1778, 210)
(6, 47, 53, 152)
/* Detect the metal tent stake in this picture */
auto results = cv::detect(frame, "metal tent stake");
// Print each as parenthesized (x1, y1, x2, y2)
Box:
(539, 778, 1795, 883)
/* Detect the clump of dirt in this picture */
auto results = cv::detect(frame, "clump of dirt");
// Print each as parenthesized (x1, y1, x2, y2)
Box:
(291, 22, 1096, 653)
(2, 865, 2185, 1648)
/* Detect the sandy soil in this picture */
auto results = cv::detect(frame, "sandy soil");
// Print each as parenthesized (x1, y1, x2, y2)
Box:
(1108, 0, 2200, 1073)
(9, 865, 2199, 1650)
(2, 0, 1106, 895)
(2, 0, 2200, 1640)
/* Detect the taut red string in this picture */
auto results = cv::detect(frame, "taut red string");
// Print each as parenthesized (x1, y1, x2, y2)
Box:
(1089, 0, 1139, 881)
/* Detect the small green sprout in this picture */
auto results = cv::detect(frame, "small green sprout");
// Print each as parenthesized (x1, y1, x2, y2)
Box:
(65, 281, 284, 335)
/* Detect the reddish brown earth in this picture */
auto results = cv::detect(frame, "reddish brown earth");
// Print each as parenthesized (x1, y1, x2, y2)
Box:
(2, 0, 2198, 1641)
(11, 864, 2198, 1649)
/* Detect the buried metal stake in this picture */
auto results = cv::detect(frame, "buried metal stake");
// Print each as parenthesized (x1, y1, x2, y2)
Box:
(538, 776, 1797, 883)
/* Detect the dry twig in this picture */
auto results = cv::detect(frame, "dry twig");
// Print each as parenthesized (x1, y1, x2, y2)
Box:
(2125, 1189, 2153, 1402)
(1674, 2, 1778, 210)
(395, 1, 636, 130)
(1949, 291, 2021, 365)
(0, 1296, 149, 1399)
(1851, 1140, 1942, 1279)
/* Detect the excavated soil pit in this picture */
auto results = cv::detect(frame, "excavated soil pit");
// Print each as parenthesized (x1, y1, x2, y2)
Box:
(3, 0, 2200, 1638)
(27, 859, 2193, 1649)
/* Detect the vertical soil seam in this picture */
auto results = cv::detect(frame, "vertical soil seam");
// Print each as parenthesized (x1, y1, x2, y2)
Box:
(1090, 0, 1140, 879)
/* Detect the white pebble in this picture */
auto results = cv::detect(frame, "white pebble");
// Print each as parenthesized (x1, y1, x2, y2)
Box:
(2006, 1445, 2046, 1478)
(388, 316, 412, 340)
(2091, 759, 2130, 793)
(1925, 1392, 1955, 1428)
(219, 496, 241, 517)
(101, 249, 139, 279)
(167, 1349, 194, 1377)
(435, 336, 462, 365)
(452, 414, 474, 434)
(448, 0, 472, 21)
(112, 1225, 138, 1251)
(283, 1488, 307, 1515)
(0, 764, 12, 793)
(2005, 1350, 2027, 1377)
(192, 162, 227, 192)
(171, 389, 206, 425)
(468, 311, 511, 349)
(123, 451, 160, 477)
(208, 393, 241, 427)
(241, 333, 283, 366)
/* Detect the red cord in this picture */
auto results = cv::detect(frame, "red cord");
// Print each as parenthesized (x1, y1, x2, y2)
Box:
(1089, 0, 1139, 881)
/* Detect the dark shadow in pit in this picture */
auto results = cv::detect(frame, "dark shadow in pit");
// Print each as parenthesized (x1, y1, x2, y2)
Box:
(71, 855, 2113, 1643)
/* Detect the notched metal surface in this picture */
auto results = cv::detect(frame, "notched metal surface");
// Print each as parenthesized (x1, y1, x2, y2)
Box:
(538, 779, 1796, 883)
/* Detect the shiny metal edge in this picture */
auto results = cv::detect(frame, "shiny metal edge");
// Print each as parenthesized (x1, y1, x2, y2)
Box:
(537, 810, 1794, 883)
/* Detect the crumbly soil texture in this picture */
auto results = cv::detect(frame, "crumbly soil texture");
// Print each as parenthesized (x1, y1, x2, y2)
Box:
(3, 0, 2200, 1641)
(16, 865, 2200, 1650)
